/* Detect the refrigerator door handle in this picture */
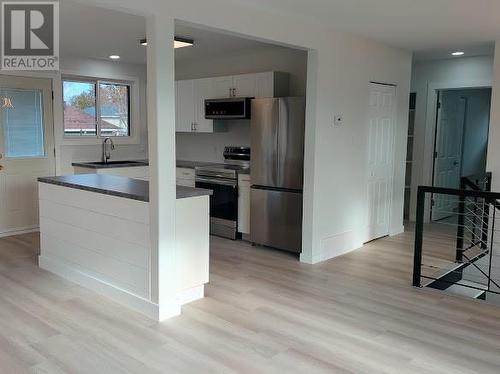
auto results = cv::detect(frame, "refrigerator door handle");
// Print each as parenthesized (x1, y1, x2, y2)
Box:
(276, 103, 280, 185)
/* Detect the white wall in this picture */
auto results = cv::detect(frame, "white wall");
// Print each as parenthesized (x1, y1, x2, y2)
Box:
(86, 0, 412, 265)
(409, 55, 494, 220)
(58, 55, 148, 174)
(488, 43, 500, 191)
(176, 120, 249, 163)
(175, 46, 307, 162)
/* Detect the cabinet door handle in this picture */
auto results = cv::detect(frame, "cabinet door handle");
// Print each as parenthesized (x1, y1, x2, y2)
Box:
(232, 88, 236, 97)
(229, 88, 232, 97)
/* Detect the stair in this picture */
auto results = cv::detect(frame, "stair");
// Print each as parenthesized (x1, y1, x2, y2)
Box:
(444, 280, 487, 300)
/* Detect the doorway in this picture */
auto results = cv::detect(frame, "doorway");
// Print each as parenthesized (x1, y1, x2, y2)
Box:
(431, 87, 492, 221)
(0, 75, 56, 235)
(366, 83, 397, 242)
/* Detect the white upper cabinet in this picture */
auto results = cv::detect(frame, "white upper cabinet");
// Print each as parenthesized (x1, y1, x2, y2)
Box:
(213, 76, 234, 98)
(232, 74, 258, 97)
(255, 72, 276, 98)
(233, 72, 289, 98)
(175, 72, 289, 133)
(193, 78, 216, 133)
(176, 80, 195, 133)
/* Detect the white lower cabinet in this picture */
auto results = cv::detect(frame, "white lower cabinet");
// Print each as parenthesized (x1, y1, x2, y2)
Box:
(176, 167, 195, 187)
(238, 174, 251, 235)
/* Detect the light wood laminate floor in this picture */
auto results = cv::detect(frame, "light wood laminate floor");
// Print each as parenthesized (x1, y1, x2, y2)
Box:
(1, 230, 500, 373)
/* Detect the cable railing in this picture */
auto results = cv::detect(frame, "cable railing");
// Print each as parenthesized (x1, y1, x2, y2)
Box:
(413, 173, 500, 302)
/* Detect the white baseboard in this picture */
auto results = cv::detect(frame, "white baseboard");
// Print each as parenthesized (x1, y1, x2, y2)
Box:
(390, 225, 405, 237)
(301, 230, 363, 264)
(178, 285, 204, 306)
(39, 255, 160, 320)
(39, 255, 205, 321)
(0, 226, 39, 238)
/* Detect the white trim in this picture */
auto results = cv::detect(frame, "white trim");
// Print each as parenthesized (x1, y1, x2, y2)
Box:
(58, 70, 141, 146)
(177, 285, 204, 305)
(39, 254, 162, 320)
(300, 230, 363, 264)
(390, 225, 405, 237)
(0, 226, 39, 238)
(421, 79, 492, 221)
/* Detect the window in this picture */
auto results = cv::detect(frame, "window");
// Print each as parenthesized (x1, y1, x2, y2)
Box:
(63, 78, 130, 137)
(2, 88, 45, 158)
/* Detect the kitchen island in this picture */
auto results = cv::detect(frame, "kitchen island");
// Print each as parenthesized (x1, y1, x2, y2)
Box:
(37, 174, 212, 319)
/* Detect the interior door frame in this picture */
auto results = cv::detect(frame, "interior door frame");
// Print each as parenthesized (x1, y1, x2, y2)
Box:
(365, 82, 398, 243)
(430, 91, 467, 221)
(418, 79, 491, 223)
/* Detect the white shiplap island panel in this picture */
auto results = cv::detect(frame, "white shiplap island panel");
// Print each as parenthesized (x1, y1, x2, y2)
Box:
(38, 175, 211, 320)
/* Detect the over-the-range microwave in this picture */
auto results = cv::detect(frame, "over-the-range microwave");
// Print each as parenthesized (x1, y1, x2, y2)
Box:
(205, 97, 252, 120)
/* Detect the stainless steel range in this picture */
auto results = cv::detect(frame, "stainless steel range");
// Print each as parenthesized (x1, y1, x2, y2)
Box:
(195, 146, 250, 240)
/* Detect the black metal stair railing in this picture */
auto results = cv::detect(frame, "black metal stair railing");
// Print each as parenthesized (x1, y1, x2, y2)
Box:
(456, 172, 492, 261)
(413, 175, 500, 302)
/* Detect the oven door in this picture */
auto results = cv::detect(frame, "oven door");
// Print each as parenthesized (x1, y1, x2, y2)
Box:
(195, 176, 238, 239)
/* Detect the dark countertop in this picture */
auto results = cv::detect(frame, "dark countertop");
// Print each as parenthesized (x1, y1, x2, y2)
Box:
(72, 159, 250, 174)
(38, 174, 212, 202)
(176, 160, 219, 169)
(177, 159, 250, 175)
(72, 160, 149, 169)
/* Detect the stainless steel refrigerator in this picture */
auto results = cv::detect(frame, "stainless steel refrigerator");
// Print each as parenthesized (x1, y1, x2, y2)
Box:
(250, 97, 305, 253)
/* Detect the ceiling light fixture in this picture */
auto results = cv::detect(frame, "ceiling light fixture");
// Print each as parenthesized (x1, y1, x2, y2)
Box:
(451, 51, 465, 56)
(139, 36, 194, 49)
(174, 37, 194, 49)
(109, 55, 120, 60)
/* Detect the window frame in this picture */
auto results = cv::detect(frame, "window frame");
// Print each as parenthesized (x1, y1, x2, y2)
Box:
(60, 73, 139, 146)
(62, 77, 98, 138)
(97, 80, 131, 138)
(1, 87, 47, 160)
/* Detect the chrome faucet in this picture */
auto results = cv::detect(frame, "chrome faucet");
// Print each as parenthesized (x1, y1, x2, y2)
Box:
(102, 137, 115, 163)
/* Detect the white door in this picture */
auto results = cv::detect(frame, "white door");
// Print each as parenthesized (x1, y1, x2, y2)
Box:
(432, 91, 466, 221)
(233, 74, 257, 97)
(213, 76, 234, 98)
(193, 78, 214, 133)
(366, 83, 396, 242)
(176, 80, 195, 132)
(0, 75, 55, 235)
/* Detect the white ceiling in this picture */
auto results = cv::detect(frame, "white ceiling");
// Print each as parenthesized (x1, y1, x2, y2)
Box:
(60, 2, 146, 64)
(232, 0, 500, 52)
(61, 0, 498, 65)
(60, 2, 280, 65)
(413, 42, 495, 62)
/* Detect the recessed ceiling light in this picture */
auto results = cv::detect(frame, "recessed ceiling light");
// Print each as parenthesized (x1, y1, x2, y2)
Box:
(139, 36, 194, 49)
(109, 55, 120, 60)
(452, 51, 465, 56)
